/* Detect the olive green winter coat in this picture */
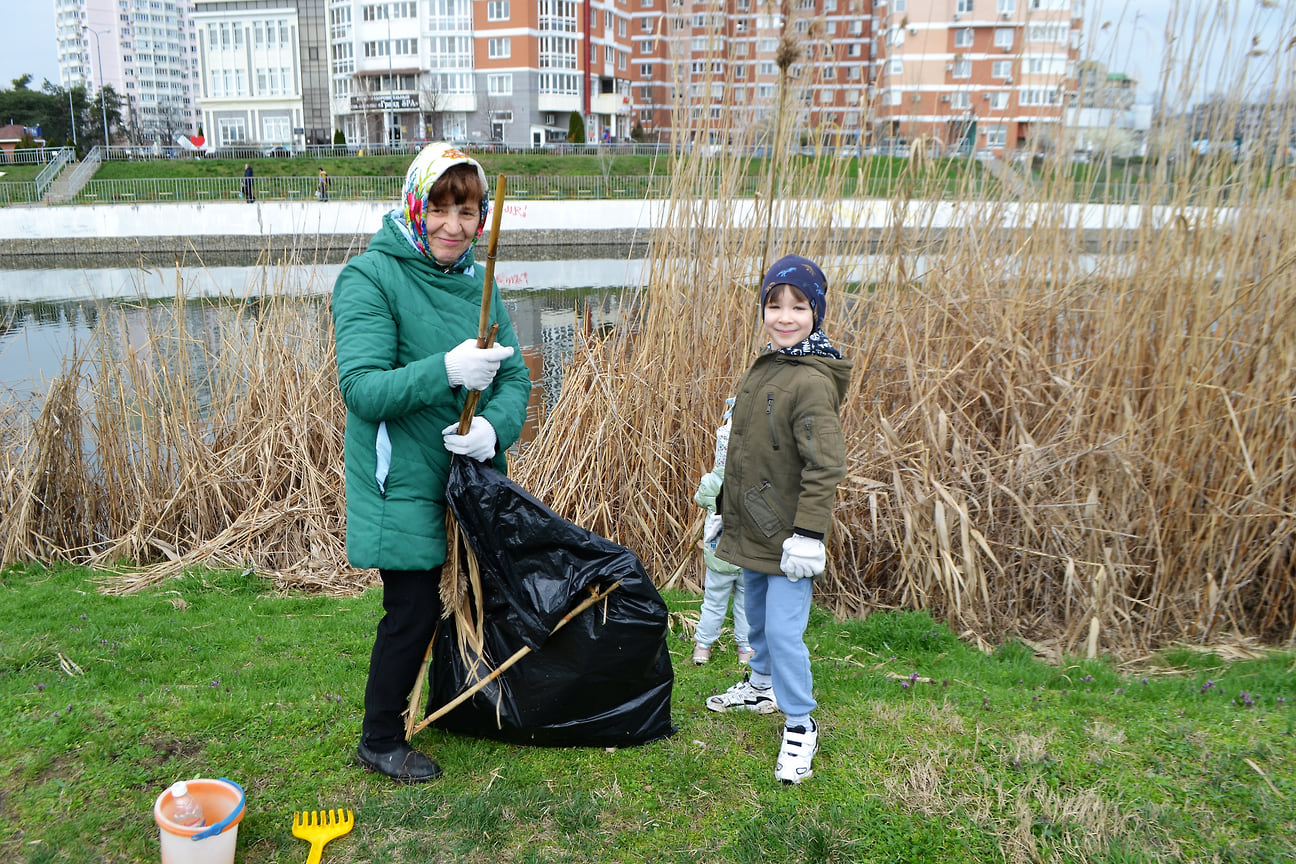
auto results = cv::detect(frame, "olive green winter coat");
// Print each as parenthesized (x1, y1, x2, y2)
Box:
(332, 213, 532, 570)
(715, 349, 852, 575)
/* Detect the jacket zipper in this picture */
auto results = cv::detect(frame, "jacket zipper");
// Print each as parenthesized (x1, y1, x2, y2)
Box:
(766, 392, 780, 451)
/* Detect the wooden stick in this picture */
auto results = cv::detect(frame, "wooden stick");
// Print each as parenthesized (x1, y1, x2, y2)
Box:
(457, 173, 508, 435)
(408, 580, 622, 738)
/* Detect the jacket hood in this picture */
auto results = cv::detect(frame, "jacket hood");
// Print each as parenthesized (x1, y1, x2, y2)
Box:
(768, 349, 853, 408)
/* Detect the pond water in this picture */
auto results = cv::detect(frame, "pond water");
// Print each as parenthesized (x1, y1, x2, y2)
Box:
(0, 254, 647, 428)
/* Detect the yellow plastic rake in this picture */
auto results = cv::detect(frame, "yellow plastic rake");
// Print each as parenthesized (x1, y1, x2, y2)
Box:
(291, 808, 354, 864)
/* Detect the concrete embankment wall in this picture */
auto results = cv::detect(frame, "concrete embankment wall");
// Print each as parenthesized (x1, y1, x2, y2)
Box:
(0, 198, 1198, 266)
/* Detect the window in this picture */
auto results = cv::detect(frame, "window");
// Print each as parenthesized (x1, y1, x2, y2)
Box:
(487, 72, 512, 95)
(992, 59, 1012, 78)
(952, 59, 971, 78)
(1019, 87, 1059, 105)
(989, 91, 1008, 109)
(887, 27, 905, 46)
(888, 58, 903, 75)
(997, 0, 1015, 13)
(488, 37, 510, 58)
(984, 124, 1006, 145)
(487, 0, 509, 20)
(893, 0, 906, 10)
(640, 63, 652, 76)
(955, 28, 973, 48)
(957, 0, 973, 12)
(1028, 23, 1067, 43)
(639, 39, 653, 53)
(262, 116, 290, 142)
(994, 28, 1013, 48)
(217, 116, 247, 145)
(951, 91, 971, 109)
(883, 89, 901, 106)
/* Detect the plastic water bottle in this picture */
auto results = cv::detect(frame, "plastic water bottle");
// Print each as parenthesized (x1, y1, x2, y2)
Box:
(168, 781, 205, 828)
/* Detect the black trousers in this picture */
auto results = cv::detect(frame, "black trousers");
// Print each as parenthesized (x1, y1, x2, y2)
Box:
(362, 567, 443, 751)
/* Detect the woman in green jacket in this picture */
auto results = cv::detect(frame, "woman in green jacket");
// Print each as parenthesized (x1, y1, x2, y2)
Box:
(332, 142, 531, 783)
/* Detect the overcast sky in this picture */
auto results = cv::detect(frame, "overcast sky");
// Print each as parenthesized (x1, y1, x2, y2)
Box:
(1, 1, 1292, 103)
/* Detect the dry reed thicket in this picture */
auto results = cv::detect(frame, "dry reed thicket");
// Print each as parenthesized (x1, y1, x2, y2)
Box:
(0, 9, 1292, 655)
(511, 14, 1296, 655)
(0, 263, 357, 595)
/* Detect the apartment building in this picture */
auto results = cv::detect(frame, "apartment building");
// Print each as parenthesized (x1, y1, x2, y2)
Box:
(190, 0, 332, 148)
(874, 0, 1082, 154)
(167, 0, 1078, 152)
(55, 0, 203, 143)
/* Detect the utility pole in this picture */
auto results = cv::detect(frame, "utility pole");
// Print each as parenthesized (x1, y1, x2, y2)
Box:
(85, 27, 110, 148)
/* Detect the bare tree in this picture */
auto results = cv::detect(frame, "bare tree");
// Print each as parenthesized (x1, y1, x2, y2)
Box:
(418, 72, 448, 141)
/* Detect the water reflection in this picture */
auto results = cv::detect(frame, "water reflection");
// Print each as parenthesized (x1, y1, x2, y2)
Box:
(0, 257, 646, 434)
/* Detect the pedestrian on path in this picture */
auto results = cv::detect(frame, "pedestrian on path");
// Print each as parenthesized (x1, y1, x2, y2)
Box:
(317, 167, 330, 202)
(242, 164, 255, 203)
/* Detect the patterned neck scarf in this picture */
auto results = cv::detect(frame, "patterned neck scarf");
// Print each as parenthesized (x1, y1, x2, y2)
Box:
(392, 142, 490, 272)
(771, 328, 842, 359)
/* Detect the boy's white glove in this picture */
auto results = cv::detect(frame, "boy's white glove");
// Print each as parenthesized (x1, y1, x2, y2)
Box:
(694, 471, 722, 509)
(442, 416, 497, 462)
(780, 534, 825, 581)
(703, 513, 723, 546)
(444, 339, 515, 391)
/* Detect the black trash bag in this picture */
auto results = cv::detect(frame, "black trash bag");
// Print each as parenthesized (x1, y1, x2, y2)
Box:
(425, 456, 675, 748)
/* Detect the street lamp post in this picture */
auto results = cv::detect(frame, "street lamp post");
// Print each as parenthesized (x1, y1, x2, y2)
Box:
(387, 5, 394, 146)
(84, 27, 110, 148)
(67, 88, 77, 148)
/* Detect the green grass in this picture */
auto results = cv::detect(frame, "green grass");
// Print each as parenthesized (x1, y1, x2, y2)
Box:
(2, 564, 1293, 863)
(0, 163, 44, 182)
(88, 153, 675, 181)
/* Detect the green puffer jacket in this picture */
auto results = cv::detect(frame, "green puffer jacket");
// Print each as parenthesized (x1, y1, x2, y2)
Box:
(715, 349, 852, 575)
(331, 213, 531, 570)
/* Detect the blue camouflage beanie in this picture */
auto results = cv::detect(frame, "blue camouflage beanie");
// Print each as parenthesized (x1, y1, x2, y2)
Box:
(760, 254, 828, 328)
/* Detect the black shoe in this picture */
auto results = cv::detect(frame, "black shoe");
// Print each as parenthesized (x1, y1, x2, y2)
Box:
(355, 741, 442, 783)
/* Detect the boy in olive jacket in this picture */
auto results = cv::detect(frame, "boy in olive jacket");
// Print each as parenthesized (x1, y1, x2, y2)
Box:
(704, 254, 851, 785)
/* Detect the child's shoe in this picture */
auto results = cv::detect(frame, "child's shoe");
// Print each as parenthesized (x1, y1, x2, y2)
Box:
(705, 676, 779, 713)
(775, 718, 819, 784)
(736, 645, 755, 665)
(692, 643, 712, 665)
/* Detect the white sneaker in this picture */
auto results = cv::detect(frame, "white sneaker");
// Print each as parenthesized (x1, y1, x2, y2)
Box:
(692, 643, 712, 665)
(737, 646, 755, 665)
(775, 719, 818, 784)
(705, 677, 779, 714)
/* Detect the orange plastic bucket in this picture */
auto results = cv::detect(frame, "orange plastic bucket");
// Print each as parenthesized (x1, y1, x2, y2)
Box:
(153, 778, 245, 864)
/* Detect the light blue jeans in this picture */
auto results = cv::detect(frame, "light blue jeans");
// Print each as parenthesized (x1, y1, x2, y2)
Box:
(743, 568, 816, 720)
(695, 566, 749, 648)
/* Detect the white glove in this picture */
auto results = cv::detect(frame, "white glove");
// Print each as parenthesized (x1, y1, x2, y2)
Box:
(442, 416, 498, 462)
(444, 339, 515, 391)
(694, 471, 722, 509)
(703, 513, 723, 547)
(780, 534, 826, 581)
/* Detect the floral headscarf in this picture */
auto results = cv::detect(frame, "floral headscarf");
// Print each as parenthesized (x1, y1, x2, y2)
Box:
(393, 142, 490, 270)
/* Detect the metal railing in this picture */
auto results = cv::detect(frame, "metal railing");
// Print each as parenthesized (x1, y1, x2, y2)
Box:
(95, 141, 679, 162)
(58, 173, 1167, 205)
(34, 148, 76, 200)
(69, 174, 674, 203)
(0, 146, 72, 166)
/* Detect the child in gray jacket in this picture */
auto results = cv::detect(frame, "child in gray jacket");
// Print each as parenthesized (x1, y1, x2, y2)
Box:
(691, 399, 752, 666)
